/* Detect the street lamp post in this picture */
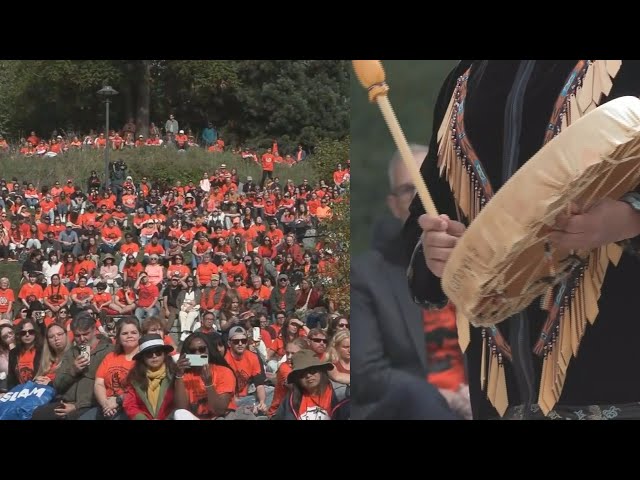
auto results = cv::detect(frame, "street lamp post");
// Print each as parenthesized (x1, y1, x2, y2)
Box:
(97, 85, 119, 190)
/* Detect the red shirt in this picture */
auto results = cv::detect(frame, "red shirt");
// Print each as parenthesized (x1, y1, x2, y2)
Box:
(182, 365, 237, 419)
(423, 302, 466, 391)
(137, 283, 159, 308)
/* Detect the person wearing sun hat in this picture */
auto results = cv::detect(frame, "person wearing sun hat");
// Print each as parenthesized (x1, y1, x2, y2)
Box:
(122, 334, 177, 420)
(271, 350, 350, 420)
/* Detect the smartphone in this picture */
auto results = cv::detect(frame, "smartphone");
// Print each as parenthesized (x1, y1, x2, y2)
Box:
(79, 344, 91, 365)
(186, 353, 208, 367)
(252, 327, 261, 342)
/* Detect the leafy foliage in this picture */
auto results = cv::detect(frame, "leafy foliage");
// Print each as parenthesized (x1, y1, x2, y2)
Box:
(310, 136, 350, 185)
(0, 60, 349, 156)
(318, 190, 350, 314)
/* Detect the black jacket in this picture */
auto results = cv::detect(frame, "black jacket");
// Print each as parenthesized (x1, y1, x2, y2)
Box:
(403, 60, 640, 419)
(351, 215, 457, 420)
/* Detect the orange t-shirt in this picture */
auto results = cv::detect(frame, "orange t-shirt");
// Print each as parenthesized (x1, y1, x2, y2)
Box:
(194, 240, 212, 255)
(71, 286, 94, 303)
(74, 260, 97, 278)
(43, 284, 69, 307)
(123, 262, 143, 281)
(298, 385, 333, 420)
(182, 365, 237, 419)
(167, 264, 190, 279)
(196, 263, 218, 286)
(0, 288, 15, 313)
(93, 292, 113, 309)
(261, 154, 274, 172)
(423, 302, 466, 391)
(222, 262, 247, 280)
(96, 352, 135, 397)
(120, 243, 140, 257)
(17, 348, 37, 384)
(101, 226, 122, 241)
(268, 361, 292, 416)
(18, 283, 44, 301)
(144, 244, 165, 256)
(224, 351, 263, 398)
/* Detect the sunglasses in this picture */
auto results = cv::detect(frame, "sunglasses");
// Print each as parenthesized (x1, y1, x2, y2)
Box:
(311, 338, 328, 344)
(188, 346, 207, 354)
(291, 323, 303, 329)
(21, 329, 36, 337)
(143, 349, 165, 358)
(279, 278, 288, 282)
(230, 339, 247, 346)
(337, 323, 350, 329)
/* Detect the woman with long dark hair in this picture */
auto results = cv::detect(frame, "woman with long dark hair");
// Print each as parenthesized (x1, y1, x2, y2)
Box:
(173, 332, 237, 420)
(43, 274, 69, 316)
(123, 333, 176, 420)
(7, 319, 44, 389)
(271, 349, 349, 420)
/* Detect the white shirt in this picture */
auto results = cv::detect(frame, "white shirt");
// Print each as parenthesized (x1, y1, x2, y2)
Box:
(199, 179, 211, 193)
(42, 261, 63, 285)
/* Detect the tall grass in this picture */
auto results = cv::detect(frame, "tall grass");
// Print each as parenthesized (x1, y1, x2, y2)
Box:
(0, 148, 320, 187)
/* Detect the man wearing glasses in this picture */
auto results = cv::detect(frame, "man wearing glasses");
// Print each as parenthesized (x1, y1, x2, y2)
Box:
(269, 274, 296, 317)
(224, 326, 271, 415)
(352, 144, 461, 420)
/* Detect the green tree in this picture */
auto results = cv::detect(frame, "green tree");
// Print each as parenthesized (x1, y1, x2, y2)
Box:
(316, 190, 350, 314)
(227, 60, 350, 152)
(0, 60, 349, 156)
(310, 136, 350, 185)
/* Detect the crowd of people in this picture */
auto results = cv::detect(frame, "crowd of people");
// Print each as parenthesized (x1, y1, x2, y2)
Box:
(0, 115, 317, 171)
(0, 155, 351, 420)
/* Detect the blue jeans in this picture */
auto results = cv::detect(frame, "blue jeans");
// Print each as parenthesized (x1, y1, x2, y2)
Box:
(135, 306, 159, 323)
(78, 406, 129, 420)
(236, 385, 275, 410)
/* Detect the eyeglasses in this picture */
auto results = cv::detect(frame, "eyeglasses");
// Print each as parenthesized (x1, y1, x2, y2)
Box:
(21, 329, 36, 337)
(310, 338, 328, 344)
(337, 323, 349, 329)
(188, 346, 208, 354)
(390, 183, 416, 198)
(230, 339, 247, 346)
(143, 349, 165, 359)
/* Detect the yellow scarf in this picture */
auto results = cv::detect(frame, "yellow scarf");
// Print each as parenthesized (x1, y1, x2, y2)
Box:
(146, 364, 167, 414)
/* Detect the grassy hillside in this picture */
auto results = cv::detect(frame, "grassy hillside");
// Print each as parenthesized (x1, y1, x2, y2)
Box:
(0, 148, 319, 187)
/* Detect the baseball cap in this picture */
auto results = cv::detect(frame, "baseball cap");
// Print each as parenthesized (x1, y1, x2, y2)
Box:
(228, 326, 247, 340)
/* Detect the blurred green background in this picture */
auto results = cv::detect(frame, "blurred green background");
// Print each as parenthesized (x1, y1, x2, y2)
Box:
(351, 60, 458, 254)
